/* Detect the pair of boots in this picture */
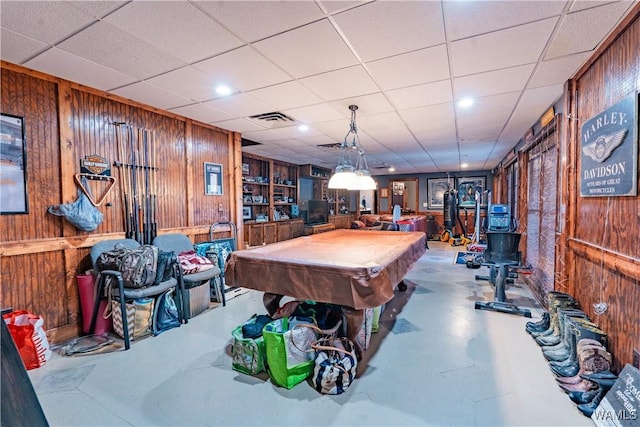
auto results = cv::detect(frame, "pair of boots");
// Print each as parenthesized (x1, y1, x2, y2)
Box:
(526, 291, 578, 340)
(570, 371, 618, 417)
(555, 338, 612, 392)
(540, 308, 589, 361)
(549, 317, 607, 378)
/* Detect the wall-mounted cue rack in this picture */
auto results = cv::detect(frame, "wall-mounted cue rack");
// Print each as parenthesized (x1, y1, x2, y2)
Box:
(113, 122, 158, 245)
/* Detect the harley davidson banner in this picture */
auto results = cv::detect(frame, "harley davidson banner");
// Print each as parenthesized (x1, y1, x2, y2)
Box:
(580, 93, 638, 197)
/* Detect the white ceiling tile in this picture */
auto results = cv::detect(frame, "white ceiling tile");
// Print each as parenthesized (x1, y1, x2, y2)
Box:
(399, 104, 456, 135)
(329, 93, 395, 117)
(545, 1, 635, 59)
(111, 82, 192, 110)
(299, 65, 379, 101)
(169, 103, 232, 124)
(58, 22, 184, 79)
(212, 118, 266, 133)
(253, 20, 358, 78)
(104, 1, 243, 64)
(366, 44, 450, 90)
(443, 1, 567, 41)
(502, 106, 544, 139)
(450, 18, 558, 77)
(274, 126, 322, 140)
(194, 47, 292, 92)
(204, 93, 275, 118)
(283, 104, 344, 124)
(242, 128, 291, 142)
(568, 1, 619, 12)
(26, 48, 137, 92)
(318, 1, 371, 14)
(517, 84, 564, 110)
(147, 67, 218, 103)
(0, 1, 96, 44)
(68, 1, 128, 19)
(0, 29, 48, 64)
(529, 52, 591, 88)
(195, 1, 325, 43)
(454, 64, 536, 99)
(333, 1, 445, 61)
(387, 80, 453, 110)
(248, 81, 324, 111)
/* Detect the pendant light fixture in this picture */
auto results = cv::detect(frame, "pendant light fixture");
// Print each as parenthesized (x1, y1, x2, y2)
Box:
(328, 105, 376, 190)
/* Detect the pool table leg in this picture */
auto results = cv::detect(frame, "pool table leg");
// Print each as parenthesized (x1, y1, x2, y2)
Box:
(342, 307, 365, 360)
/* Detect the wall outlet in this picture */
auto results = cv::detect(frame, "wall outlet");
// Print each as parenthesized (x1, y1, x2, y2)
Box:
(218, 203, 223, 212)
(633, 348, 640, 369)
(423, 202, 428, 207)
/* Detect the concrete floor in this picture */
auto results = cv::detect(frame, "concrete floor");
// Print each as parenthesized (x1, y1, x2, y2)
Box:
(29, 241, 592, 426)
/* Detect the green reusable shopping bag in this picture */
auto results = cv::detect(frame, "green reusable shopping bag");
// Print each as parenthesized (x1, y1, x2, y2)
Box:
(262, 317, 317, 389)
(231, 319, 266, 375)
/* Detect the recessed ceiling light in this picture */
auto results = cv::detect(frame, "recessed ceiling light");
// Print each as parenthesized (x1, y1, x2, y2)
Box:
(215, 85, 232, 96)
(298, 124, 309, 132)
(458, 97, 474, 108)
(461, 163, 469, 168)
(388, 166, 395, 172)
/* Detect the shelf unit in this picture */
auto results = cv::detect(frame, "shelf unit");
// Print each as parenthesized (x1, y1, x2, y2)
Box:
(299, 164, 352, 216)
(242, 153, 299, 222)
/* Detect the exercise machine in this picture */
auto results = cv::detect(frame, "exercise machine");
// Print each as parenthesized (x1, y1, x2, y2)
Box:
(474, 196, 531, 317)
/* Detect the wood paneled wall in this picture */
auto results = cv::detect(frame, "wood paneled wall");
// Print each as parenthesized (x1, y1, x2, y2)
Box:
(491, 6, 639, 371)
(562, 9, 640, 372)
(0, 62, 242, 343)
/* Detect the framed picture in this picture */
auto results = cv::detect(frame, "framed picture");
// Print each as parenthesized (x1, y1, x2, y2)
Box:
(242, 206, 252, 220)
(1, 113, 28, 214)
(380, 187, 389, 198)
(252, 195, 263, 204)
(241, 163, 249, 175)
(204, 162, 223, 195)
(457, 176, 486, 207)
(427, 177, 454, 209)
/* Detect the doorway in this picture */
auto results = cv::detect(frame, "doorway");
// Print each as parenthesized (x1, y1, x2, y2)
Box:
(389, 178, 418, 214)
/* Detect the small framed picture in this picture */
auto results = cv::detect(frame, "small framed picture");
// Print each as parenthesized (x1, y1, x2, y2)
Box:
(241, 163, 249, 175)
(380, 187, 389, 198)
(243, 195, 253, 203)
(252, 195, 263, 204)
(204, 162, 223, 196)
(242, 206, 252, 219)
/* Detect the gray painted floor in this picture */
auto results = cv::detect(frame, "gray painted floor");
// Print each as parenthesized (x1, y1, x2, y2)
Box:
(29, 241, 592, 426)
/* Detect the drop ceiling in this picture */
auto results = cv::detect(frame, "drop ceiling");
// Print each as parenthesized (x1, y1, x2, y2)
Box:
(1, 0, 637, 175)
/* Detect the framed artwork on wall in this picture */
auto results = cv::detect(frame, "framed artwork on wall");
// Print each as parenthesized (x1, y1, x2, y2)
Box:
(242, 206, 252, 220)
(427, 177, 454, 209)
(204, 162, 223, 195)
(380, 187, 389, 198)
(1, 113, 28, 214)
(457, 176, 485, 207)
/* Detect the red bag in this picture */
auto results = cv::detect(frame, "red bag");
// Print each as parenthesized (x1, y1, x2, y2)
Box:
(3, 310, 52, 370)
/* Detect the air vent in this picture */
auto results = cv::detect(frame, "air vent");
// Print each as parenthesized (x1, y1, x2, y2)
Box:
(316, 143, 342, 149)
(241, 138, 261, 147)
(247, 111, 295, 129)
